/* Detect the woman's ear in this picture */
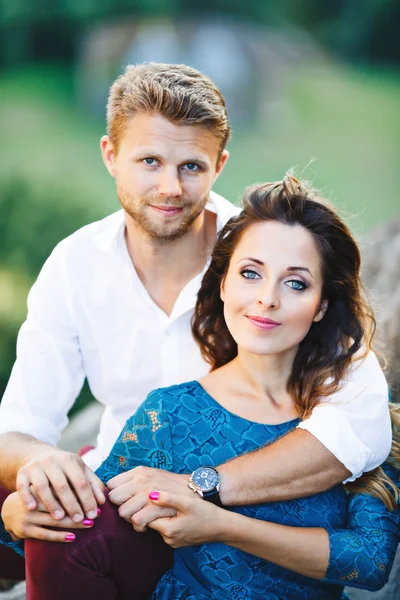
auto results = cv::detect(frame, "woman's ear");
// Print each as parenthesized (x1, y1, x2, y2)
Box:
(220, 277, 226, 303)
(314, 299, 328, 323)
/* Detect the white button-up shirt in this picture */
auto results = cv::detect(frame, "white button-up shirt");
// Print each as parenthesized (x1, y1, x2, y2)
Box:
(0, 192, 391, 480)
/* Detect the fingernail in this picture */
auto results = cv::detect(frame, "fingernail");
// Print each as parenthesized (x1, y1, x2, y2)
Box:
(65, 534, 75, 541)
(97, 508, 102, 516)
(83, 519, 94, 527)
(72, 514, 83, 523)
(27, 502, 36, 510)
(87, 510, 97, 519)
(148, 491, 160, 501)
(54, 510, 64, 520)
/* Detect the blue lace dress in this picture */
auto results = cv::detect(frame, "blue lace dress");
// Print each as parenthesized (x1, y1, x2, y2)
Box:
(1, 381, 399, 597)
(95, 381, 400, 599)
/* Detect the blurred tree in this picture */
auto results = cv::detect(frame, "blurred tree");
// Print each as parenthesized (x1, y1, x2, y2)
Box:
(0, 0, 399, 68)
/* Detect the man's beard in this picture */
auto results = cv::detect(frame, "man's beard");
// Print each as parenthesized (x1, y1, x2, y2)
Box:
(117, 185, 208, 241)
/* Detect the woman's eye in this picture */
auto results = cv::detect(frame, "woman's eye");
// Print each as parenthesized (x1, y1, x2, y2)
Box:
(182, 163, 199, 172)
(286, 279, 307, 291)
(241, 269, 261, 280)
(143, 158, 157, 166)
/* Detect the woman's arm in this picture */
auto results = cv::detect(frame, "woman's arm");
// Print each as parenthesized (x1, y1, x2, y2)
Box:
(149, 464, 400, 589)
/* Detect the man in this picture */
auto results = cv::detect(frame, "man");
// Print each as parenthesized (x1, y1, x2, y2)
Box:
(0, 63, 391, 575)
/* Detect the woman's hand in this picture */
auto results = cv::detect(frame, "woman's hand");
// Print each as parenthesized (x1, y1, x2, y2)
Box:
(2, 491, 97, 543)
(147, 490, 231, 547)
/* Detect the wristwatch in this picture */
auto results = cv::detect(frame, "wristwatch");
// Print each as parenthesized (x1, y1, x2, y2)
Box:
(188, 466, 222, 507)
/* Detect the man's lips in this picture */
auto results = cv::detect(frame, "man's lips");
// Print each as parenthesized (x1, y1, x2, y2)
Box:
(246, 316, 281, 330)
(150, 205, 184, 216)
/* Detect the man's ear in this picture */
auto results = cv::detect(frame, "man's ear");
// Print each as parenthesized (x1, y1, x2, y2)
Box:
(314, 299, 328, 323)
(100, 135, 116, 177)
(214, 150, 229, 181)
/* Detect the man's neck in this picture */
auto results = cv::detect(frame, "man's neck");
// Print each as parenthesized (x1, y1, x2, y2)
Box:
(124, 209, 217, 316)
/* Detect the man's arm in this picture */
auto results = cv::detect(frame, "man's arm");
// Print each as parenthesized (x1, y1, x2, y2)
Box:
(221, 351, 390, 504)
(0, 243, 104, 520)
(219, 428, 349, 505)
(109, 352, 390, 523)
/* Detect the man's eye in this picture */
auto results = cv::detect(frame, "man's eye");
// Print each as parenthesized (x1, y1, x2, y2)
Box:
(240, 269, 260, 280)
(286, 279, 307, 291)
(182, 163, 199, 171)
(143, 158, 157, 166)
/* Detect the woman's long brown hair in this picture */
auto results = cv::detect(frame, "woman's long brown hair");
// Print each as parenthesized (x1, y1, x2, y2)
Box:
(192, 174, 399, 509)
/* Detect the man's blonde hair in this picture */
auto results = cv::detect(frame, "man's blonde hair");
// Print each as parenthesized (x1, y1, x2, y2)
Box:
(107, 62, 231, 156)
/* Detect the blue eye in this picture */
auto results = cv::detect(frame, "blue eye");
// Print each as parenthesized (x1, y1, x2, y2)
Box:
(183, 163, 199, 171)
(286, 279, 307, 291)
(241, 269, 260, 280)
(143, 158, 157, 166)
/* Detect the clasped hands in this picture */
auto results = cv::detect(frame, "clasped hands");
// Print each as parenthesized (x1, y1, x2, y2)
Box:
(3, 453, 223, 547)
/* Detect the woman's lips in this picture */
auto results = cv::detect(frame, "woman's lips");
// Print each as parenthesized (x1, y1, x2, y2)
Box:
(246, 316, 281, 330)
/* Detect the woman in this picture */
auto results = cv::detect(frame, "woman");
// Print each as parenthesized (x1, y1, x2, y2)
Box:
(2, 175, 399, 598)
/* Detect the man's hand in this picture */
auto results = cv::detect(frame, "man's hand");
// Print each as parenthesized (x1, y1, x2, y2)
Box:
(17, 448, 105, 522)
(106, 466, 191, 531)
(148, 491, 227, 547)
(2, 491, 99, 543)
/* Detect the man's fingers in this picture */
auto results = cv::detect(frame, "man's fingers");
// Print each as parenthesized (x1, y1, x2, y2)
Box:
(115, 494, 147, 522)
(107, 480, 137, 505)
(27, 468, 67, 520)
(63, 463, 98, 520)
(85, 467, 106, 506)
(106, 470, 133, 490)
(16, 472, 37, 511)
(131, 505, 176, 532)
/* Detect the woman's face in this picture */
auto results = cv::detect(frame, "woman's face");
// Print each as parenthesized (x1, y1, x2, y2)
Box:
(220, 220, 327, 358)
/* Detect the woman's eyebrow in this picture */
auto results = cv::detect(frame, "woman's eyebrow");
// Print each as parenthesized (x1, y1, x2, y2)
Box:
(287, 266, 314, 278)
(237, 256, 264, 265)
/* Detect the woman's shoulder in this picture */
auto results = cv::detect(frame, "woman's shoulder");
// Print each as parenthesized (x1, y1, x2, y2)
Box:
(143, 381, 205, 411)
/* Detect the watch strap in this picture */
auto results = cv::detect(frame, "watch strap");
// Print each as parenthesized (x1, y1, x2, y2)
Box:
(202, 489, 223, 507)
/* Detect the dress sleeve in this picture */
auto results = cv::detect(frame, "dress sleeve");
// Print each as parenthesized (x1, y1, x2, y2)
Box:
(0, 517, 25, 557)
(297, 351, 391, 481)
(323, 464, 400, 591)
(95, 389, 173, 484)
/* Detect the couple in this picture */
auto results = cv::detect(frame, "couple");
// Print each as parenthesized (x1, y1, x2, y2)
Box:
(0, 63, 398, 598)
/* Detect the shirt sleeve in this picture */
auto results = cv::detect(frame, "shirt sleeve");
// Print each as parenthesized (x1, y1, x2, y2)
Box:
(0, 242, 85, 445)
(95, 389, 173, 484)
(323, 464, 400, 591)
(297, 351, 391, 481)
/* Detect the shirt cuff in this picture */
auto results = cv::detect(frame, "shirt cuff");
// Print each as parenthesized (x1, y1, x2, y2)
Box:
(297, 404, 374, 482)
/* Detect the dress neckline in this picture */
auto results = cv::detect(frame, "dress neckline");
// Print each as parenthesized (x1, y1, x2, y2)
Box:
(188, 380, 301, 428)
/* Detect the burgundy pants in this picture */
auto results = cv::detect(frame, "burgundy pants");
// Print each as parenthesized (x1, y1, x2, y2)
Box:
(0, 486, 26, 580)
(25, 497, 173, 600)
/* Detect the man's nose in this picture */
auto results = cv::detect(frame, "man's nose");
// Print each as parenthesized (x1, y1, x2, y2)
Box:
(158, 168, 182, 198)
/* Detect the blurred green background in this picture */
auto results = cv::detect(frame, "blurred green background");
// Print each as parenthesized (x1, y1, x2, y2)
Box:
(0, 1, 399, 409)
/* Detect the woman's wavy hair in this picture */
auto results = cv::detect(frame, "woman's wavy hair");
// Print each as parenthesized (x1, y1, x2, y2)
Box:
(192, 174, 399, 509)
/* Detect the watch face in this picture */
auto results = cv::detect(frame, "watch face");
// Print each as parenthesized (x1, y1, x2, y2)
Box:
(192, 467, 219, 492)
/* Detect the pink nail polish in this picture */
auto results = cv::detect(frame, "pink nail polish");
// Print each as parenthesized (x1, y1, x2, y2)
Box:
(65, 534, 75, 541)
(83, 519, 94, 527)
(97, 508, 102, 516)
(149, 491, 160, 501)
